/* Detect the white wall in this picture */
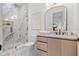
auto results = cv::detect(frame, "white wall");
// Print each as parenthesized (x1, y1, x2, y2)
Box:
(77, 4, 79, 37)
(0, 4, 3, 46)
(76, 3, 79, 56)
(28, 3, 46, 42)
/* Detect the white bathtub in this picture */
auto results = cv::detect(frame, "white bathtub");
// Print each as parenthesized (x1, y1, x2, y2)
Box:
(1, 42, 35, 56)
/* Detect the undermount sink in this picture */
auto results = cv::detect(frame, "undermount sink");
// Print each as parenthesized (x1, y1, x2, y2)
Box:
(39, 31, 50, 34)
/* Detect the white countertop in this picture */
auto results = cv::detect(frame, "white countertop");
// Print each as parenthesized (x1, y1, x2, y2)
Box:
(37, 33, 78, 40)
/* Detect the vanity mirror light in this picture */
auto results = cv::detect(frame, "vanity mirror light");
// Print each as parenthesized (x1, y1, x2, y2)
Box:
(45, 6, 67, 35)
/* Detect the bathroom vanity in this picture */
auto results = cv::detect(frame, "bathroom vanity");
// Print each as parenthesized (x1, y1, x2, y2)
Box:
(36, 34, 77, 56)
(36, 5, 78, 56)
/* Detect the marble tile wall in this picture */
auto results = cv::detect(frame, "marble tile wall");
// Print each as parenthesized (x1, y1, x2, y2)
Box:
(2, 3, 28, 50)
(13, 4, 28, 46)
(18, 4, 28, 43)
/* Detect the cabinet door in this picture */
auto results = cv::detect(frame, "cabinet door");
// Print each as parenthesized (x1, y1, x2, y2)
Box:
(48, 38, 61, 56)
(61, 40, 77, 56)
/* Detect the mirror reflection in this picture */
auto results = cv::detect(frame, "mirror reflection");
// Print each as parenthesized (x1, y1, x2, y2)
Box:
(45, 6, 67, 34)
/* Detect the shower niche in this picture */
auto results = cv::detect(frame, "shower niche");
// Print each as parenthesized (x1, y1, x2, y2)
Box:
(3, 21, 13, 40)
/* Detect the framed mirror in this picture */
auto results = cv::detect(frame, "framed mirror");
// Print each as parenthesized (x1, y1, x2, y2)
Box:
(45, 6, 67, 32)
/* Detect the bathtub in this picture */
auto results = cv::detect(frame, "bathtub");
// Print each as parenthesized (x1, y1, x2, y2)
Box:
(0, 42, 35, 56)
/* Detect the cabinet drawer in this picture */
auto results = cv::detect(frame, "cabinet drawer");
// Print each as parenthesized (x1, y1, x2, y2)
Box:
(37, 37, 48, 43)
(37, 42, 48, 52)
(36, 50, 48, 56)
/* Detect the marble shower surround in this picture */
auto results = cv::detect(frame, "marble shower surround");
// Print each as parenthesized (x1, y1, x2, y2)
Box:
(2, 3, 28, 50)
(13, 4, 28, 45)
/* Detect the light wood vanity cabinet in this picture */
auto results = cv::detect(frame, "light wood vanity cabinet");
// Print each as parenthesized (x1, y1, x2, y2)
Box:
(48, 38, 61, 56)
(36, 36, 77, 56)
(61, 40, 77, 56)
